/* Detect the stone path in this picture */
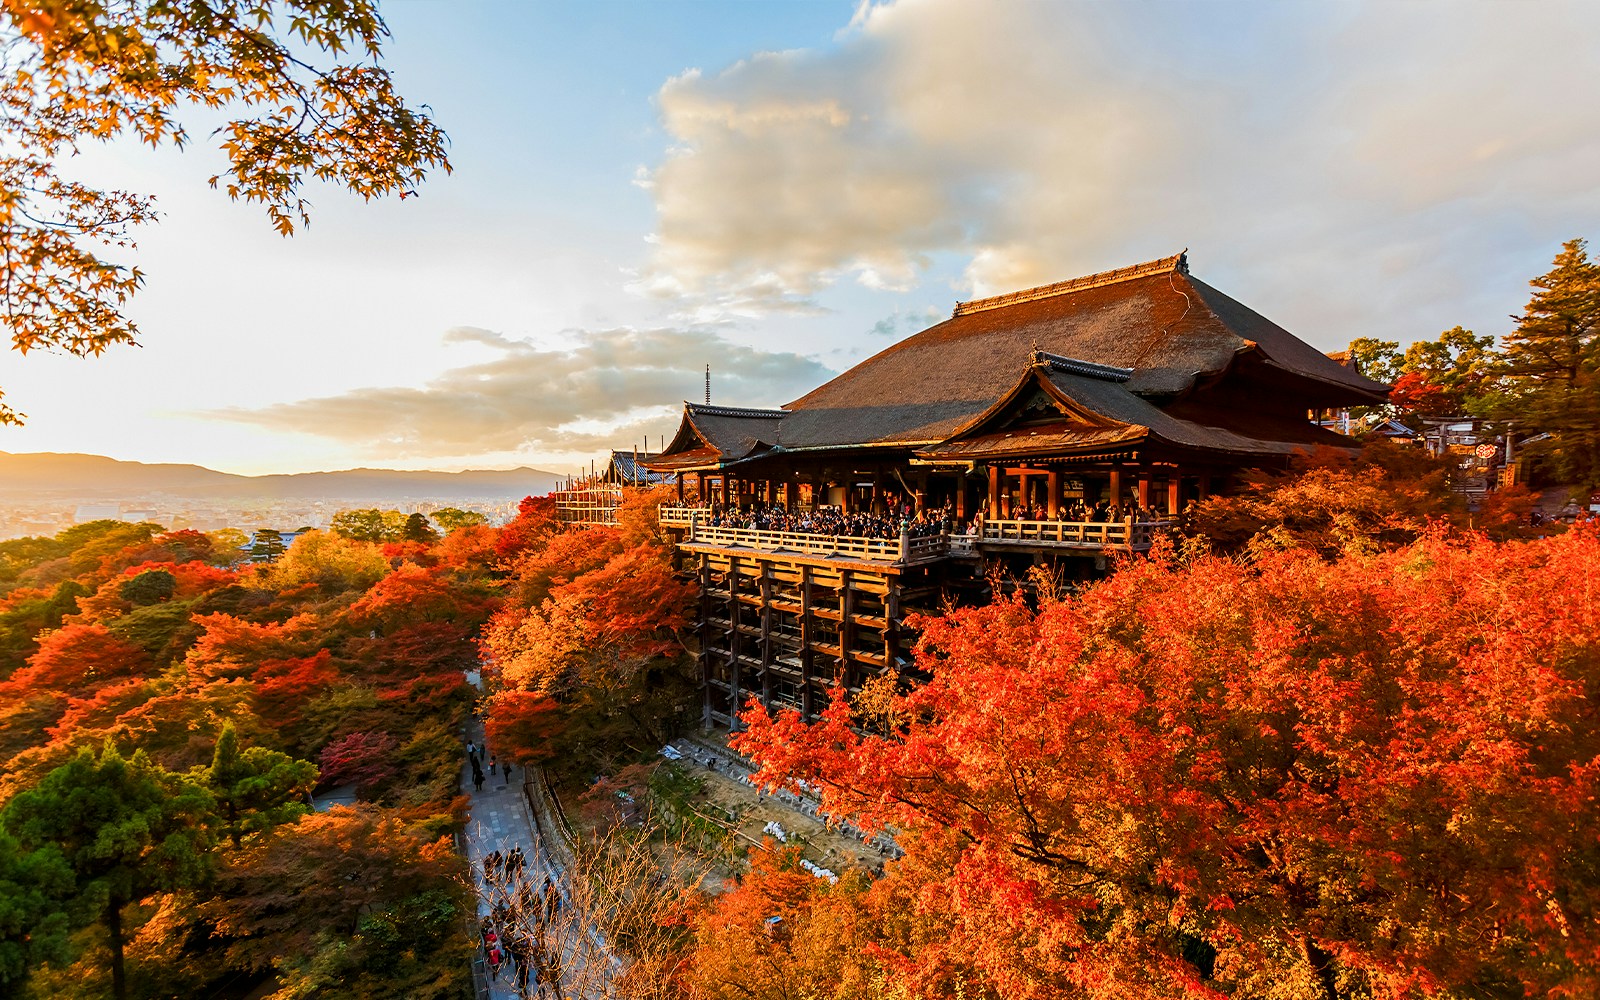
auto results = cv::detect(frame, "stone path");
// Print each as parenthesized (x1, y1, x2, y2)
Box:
(460, 729, 543, 999)
(460, 725, 616, 999)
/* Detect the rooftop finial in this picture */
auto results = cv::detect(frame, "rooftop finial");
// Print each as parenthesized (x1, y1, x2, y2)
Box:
(705, 364, 710, 404)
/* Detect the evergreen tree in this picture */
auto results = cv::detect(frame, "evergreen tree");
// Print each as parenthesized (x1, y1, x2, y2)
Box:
(0, 829, 73, 988)
(403, 512, 440, 543)
(1, 743, 216, 1000)
(1497, 239, 1600, 486)
(249, 528, 287, 562)
(201, 723, 318, 849)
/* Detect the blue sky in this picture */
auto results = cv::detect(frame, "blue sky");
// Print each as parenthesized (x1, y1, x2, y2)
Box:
(4, 0, 1598, 476)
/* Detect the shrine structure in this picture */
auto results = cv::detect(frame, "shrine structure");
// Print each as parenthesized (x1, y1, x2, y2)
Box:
(629, 252, 1388, 726)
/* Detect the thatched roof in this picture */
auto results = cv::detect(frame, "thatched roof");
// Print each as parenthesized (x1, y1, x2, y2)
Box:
(643, 253, 1388, 472)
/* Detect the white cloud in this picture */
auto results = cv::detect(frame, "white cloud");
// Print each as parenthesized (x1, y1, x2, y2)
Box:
(637, 0, 1600, 345)
(208, 326, 835, 458)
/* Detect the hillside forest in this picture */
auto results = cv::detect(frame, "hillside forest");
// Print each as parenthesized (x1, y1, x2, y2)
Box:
(0, 448, 1595, 1000)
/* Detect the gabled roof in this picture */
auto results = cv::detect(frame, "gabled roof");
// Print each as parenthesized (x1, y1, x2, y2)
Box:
(648, 403, 786, 472)
(918, 351, 1355, 462)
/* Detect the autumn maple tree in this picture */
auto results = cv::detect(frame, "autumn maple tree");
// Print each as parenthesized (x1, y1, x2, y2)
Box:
(0, 0, 450, 424)
(731, 526, 1600, 1000)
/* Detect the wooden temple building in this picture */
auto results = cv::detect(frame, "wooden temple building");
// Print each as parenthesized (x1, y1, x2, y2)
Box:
(623, 252, 1388, 727)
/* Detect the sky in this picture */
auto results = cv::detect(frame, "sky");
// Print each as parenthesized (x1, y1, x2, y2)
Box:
(4, 0, 1599, 477)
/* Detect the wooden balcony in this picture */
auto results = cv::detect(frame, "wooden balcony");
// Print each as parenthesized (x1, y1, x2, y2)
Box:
(975, 517, 1174, 551)
(670, 507, 1172, 564)
(658, 506, 713, 528)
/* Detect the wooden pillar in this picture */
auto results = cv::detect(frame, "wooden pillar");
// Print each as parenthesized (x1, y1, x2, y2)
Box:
(1047, 469, 1061, 519)
(727, 556, 741, 716)
(1016, 471, 1030, 516)
(1000, 470, 1013, 518)
(987, 465, 1000, 515)
(799, 565, 815, 722)
(720, 475, 730, 505)
(1137, 468, 1151, 509)
(765, 479, 776, 505)
(870, 473, 882, 513)
(1109, 466, 1123, 507)
(914, 470, 928, 512)
(675, 473, 684, 500)
(840, 480, 852, 514)
(1168, 472, 1182, 516)
(784, 479, 797, 509)
(696, 471, 707, 501)
(955, 474, 968, 519)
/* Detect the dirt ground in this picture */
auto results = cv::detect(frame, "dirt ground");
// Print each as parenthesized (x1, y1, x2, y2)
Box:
(669, 733, 893, 882)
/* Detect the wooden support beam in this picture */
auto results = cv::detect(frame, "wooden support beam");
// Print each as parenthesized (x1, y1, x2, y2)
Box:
(1047, 469, 1061, 519)
(988, 465, 1000, 516)
(800, 564, 814, 722)
(1109, 466, 1123, 507)
(727, 555, 741, 713)
(1137, 469, 1151, 509)
(1168, 474, 1181, 516)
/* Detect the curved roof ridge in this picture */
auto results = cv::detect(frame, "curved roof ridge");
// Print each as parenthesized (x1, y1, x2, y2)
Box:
(686, 402, 787, 419)
(953, 250, 1188, 317)
(1032, 351, 1133, 383)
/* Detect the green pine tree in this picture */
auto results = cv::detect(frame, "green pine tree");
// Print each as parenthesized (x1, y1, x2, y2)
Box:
(1496, 238, 1600, 487)
(201, 723, 318, 849)
(1, 742, 216, 1000)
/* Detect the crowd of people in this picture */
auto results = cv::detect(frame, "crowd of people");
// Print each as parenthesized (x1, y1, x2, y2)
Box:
(477, 847, 562, 998)
(1004, 500, 1173, 525)
(700, 500, 953, 540)
(662, 497, 1175, 540)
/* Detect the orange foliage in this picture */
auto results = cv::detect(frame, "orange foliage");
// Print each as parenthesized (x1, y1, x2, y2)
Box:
(733, 526, 1600, 998)
(495, 494, 558, 562)
(434, 523, 499, 569)
(5, 622, 149, 696)
(482, 689, 564, 767)
(505, 525, 625, 610)
(345, 561, 488, 631)
(185, 612, 318, 680)
(73, 560, 236, 622)
(254, 650, 339, 716)
(43, 677, 151, 743)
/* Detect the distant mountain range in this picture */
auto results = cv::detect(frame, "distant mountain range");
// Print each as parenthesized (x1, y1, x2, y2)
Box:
(0, 451, 564, 501)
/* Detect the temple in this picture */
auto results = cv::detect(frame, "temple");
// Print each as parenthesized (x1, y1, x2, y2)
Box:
(628, 252, 1387, 726)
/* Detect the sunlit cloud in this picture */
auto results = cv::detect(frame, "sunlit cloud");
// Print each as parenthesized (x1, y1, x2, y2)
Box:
(638, 0, 1600, 342)
(208, 326, 835, 459)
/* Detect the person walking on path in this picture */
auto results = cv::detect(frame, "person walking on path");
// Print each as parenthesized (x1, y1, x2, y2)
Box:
(473, 763, 485, 792)
(489, 756, 498, 776)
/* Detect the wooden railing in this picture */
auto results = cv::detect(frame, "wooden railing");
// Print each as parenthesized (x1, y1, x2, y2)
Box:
(979, 517, 1173, 549)
(658, 506, 713, 528)
(668, 508, 1172, 562)
(686, 523, 910, 563)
